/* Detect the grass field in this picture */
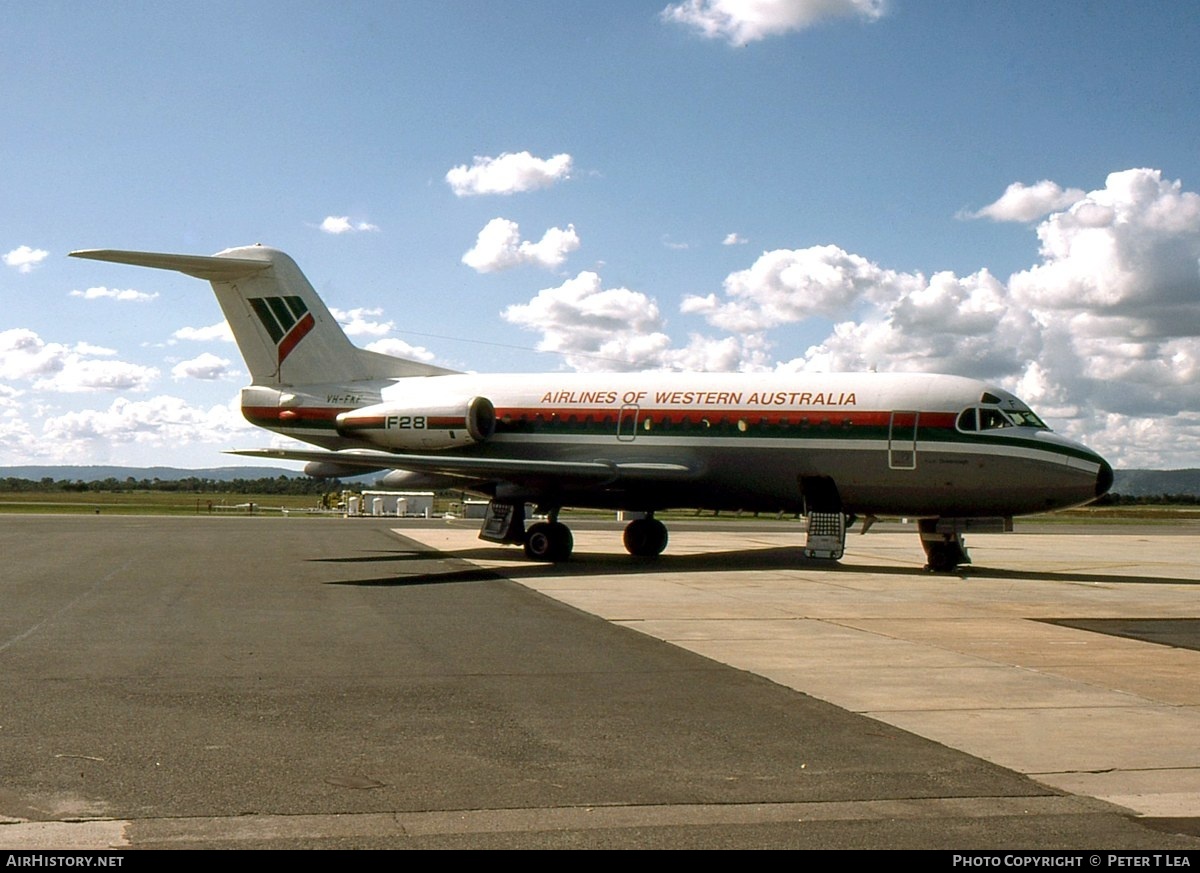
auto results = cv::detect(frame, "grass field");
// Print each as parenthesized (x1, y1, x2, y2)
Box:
(0, 490, 336, 516)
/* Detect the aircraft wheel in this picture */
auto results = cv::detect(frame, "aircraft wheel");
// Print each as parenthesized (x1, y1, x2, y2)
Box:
(919, 520, 970, 573)
(923, 539, 969, 573)
(524, 521, 573, 562)
(924, 544, 959, 573)
(623, 517, 668, 557)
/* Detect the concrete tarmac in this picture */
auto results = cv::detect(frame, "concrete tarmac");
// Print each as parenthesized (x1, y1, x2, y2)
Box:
(1, 514, 1198, 850)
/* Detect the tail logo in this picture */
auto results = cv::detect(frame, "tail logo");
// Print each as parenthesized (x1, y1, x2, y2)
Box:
(248, 295, 315, 367)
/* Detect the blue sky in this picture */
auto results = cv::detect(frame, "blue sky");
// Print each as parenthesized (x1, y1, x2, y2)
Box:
(3, 1, 1199, 470)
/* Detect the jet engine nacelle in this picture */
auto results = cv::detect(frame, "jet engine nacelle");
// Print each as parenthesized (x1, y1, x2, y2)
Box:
(336, 396, 496, 451)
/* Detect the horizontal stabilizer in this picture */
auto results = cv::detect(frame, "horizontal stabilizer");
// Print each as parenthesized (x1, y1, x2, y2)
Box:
(70, 249, 272, 281)
(72, 245, 458, 384)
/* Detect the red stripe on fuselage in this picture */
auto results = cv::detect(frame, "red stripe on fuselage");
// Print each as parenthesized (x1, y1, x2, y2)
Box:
(242, 404, 960, 432)
(493, 407, 959, 429)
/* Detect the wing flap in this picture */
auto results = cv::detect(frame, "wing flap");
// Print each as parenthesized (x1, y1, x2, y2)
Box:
(228, 447, 699, 485)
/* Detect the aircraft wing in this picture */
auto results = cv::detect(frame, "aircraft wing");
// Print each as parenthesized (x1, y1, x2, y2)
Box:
(229, 447, 702, 485)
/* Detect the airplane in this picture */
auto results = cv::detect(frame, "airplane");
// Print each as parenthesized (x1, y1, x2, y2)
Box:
(70, 244, 1113, 572)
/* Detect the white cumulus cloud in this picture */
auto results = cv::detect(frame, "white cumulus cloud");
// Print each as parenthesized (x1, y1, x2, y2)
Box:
(319, 216, 380, 234)
(1, 327, 158, 393)
(39, 395, 251, 459)
(662, 0, 886, 44)
(364, 337, 438, 363)
(1009, 169, 1200, 321)
(966, 179, 1087, 222)
(171, 353, 234, 381)
(680, 244, 921, 331)
(1, 329, 70, 381)
(783, 268, 1041, 381)
(329, 307, 394, 338)
(4, 245, 49, 273)
(35, 359, 159, 393)
(446, 151, 573, 197)
(73, 342, 117, 357)
(70, 286, 159, 302)
(461, 218, 581, 273)
(503, 272, 674, 371)
(172, 321, 234, 343)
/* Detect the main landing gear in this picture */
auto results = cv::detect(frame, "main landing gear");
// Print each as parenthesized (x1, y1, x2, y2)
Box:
(523, 518, 573, 562)
(478, 502, 669, 562)
(622, 515, 668, 558)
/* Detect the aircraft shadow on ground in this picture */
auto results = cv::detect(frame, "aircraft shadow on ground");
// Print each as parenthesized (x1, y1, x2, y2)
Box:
(315, 543, 1196, 588)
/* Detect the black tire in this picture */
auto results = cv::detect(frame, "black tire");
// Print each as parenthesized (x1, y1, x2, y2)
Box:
(524, 521, 573, 562)
(925, 543, 961, 573)
(623, 518, 668, 557)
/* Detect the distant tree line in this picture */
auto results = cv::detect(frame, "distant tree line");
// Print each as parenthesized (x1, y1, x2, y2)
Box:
(0, 476, 350, 495)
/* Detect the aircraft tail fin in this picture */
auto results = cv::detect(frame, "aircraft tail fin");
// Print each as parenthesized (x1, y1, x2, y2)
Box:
(70, 245, 457, 386)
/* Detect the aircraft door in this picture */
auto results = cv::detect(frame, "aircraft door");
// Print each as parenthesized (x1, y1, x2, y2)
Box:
(617, 404, 639, 442)
(888, 410, 919, 470)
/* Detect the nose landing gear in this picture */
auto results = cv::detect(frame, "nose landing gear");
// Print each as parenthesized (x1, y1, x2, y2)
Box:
(919, 518, 971, 572)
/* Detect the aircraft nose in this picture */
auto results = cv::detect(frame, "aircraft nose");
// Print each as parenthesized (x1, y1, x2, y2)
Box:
(1095, 456, 1114, 498)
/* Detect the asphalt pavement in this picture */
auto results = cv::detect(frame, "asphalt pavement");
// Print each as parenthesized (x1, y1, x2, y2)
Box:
(1, 515, 1197, 850)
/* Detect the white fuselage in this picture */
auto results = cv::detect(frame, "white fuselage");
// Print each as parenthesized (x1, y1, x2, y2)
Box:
(244, 370, 1111, 519)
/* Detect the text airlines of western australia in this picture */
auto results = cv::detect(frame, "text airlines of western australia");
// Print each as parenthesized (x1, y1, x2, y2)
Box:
(538, 389, 858, 407)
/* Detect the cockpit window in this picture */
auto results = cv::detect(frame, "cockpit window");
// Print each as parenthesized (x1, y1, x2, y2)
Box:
(957, 405, 1050, 433)
(1007, 410, 1048, 429)
(979, 407, 1012, 430)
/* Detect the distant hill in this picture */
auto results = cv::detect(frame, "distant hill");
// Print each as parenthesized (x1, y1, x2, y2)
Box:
(1111, 469, 1200, 498)
(0, 464, 377, 485)
(0, 465, 300, 482)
